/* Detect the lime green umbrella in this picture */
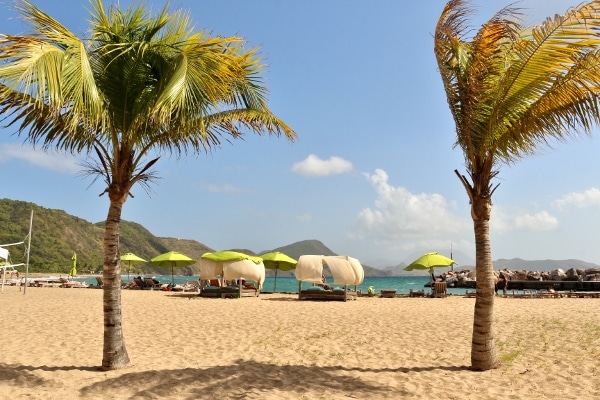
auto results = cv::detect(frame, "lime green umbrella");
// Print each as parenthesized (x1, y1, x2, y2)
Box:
(201, 250, 262, 264)
(69, 252, 77, 279)
(150, 251, 195, 284)
(404, 252, 457, 280)
(259, 251, 297, 292)
(120, 253, 147, 281)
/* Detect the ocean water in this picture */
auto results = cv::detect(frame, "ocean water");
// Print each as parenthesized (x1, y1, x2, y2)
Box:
(75, 274, 469, 295)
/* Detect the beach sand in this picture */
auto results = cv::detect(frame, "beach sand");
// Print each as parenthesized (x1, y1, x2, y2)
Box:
(1, 285, 599, 399)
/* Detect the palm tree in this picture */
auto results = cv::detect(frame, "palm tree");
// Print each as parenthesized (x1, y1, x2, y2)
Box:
(434, 0, 600, 371)
(0, 0, 295, 370)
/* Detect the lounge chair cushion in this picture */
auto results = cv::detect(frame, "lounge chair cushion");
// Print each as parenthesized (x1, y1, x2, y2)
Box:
(304, 286, 325, 291)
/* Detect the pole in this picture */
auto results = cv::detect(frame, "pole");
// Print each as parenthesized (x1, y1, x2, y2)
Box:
(23, 210, 33, 295)
(450, 242, 453, 271)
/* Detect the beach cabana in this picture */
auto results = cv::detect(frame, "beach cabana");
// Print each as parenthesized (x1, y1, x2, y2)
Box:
(199, 251, 264, 297)
(295, 255, 364, 301)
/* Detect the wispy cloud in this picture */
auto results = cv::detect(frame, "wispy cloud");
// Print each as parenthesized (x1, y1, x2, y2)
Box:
(491, 207, 559, 233)
(295, 213, 312, 222)
(353, 169, 469, 244)
(552, 188, 600, 210)
(0, 143, 79, 173)
(514, 211, 559, 231)
(198, 183, 244, 193)
(291, 154, 353, 177)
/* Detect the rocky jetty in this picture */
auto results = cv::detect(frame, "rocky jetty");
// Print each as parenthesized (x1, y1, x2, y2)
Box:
(436, 267, 600, 288)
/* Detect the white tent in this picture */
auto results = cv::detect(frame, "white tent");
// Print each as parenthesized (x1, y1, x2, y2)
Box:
(0, 247, 8, 262)
(199, 258, 265, 290)
(294, 255, 325, 283)
(222, 259, 266, 290)
(322, 256, 364, 286)
(295, 255, 365, 286)
(198, 257, 224, 280)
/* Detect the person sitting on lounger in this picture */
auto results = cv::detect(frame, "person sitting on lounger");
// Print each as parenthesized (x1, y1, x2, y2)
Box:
(319, 275, 332, 290)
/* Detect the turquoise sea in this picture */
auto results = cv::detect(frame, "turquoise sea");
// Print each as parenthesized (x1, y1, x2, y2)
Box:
(75, 275, 469, 295)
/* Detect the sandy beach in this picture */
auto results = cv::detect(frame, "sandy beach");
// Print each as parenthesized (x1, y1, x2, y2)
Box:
(1, 285, 599, 399)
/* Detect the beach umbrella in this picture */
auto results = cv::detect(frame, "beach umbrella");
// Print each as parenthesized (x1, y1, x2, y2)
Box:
(150, 251, 195, 285)
(69, 252, 77, 280)
(259, 251, 297, 292)
(120, 253, 147, 282)
(201, 250, 262, 264)
(404, 252, 457, 281)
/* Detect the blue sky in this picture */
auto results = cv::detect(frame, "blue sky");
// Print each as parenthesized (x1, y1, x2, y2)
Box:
(2, 0, 599, 267)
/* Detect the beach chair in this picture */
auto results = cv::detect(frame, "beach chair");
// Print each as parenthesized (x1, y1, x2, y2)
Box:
(133, 277, 146, 289)
(183, 280, 200, 292)
(432, 282, 447, 298)
(95, 276, 104, 288)
(144, 277, 161, 290)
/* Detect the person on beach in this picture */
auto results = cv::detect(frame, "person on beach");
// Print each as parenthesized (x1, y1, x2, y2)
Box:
(495, 273, 509, 296)
(319, 274, 332, 290)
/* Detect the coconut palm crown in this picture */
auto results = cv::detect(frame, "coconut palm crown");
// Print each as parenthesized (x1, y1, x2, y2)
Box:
(435, 0, 600, 371)
(0, 0, 295, 370)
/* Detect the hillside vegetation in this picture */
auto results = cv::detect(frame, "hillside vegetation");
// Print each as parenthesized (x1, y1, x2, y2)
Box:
(2, 198, 589, 276)
(0, 199, 390, 276)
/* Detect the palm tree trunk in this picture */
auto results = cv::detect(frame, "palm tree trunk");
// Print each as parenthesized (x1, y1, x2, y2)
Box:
(470, 195, 499, 371)
(101, 200, 130, 370)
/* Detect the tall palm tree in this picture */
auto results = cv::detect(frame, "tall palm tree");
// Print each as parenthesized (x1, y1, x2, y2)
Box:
(0, 0, 295, 370)
(434, 0, 600, 371)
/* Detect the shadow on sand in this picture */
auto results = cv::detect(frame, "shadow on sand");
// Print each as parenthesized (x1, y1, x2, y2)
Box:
(1, 360, 470, 398)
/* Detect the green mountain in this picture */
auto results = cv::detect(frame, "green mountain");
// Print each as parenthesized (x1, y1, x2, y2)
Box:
(266, 240, 392, 277)
(0, 198, 391, 276)
(2, 199, 594, 277)
(0, 198, 214, 275)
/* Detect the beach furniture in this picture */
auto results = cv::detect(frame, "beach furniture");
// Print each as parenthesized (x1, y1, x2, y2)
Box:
(144, 277, 161, 290)
(198, 256, 265, 298)
(183, 280, 200, 292)
(199, 281, 260, 298)
(295, 255, 364, 301)
(380, 289, 397, 298)
(299, 286, 356, 301)
(432, 282, 447, 298)
(133, 277, 146, 289)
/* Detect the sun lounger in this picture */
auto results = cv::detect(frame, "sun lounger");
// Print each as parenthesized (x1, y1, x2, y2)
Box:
(199, 283, 260, 298)
(380, 289, 397, 298)
(133, 277, 146, 289)
(182, 280, 200, 292)
(299, 286, 357, 301)
(144, 277, 161, 290)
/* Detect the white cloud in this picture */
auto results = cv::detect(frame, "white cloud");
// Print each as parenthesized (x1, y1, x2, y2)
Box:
(491, 206, 558, 233)
(295, 213, 312, 222)
(514, 211, 559, 231)
(291, 154, 353, 177)
(198, 183, 244, 193)
(552, 188, 600, 210)
(0, 143, 78, 173)
(354, 169, 469, 245)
